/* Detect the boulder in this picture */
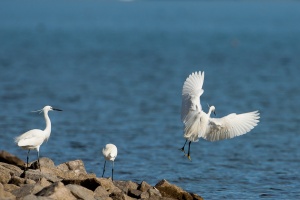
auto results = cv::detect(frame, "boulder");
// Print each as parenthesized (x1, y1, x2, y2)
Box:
(0, 183, 16, 200)
(155, 179, 203, 200)
(35, 182, 76, 200)
(113, 180, 138, 194)
(66, 184, 95, 200)
(94, 186, 111, 199)
(137, 181, 151, 192)
(0, 151, 25, 168)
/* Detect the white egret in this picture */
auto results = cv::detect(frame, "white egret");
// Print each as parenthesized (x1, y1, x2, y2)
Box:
(180, 71, 260, 160)
(15, 105, 62, 173)
(102, 143, 117, 181)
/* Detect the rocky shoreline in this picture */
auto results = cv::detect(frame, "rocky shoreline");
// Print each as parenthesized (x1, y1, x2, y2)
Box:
(0, 151, 203, 200)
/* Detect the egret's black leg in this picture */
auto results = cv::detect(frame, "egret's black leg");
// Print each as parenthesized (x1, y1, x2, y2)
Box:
(112, 161, 114, 181)
(37, 150, 41, 172)
(185, 141, 192, 160)
(102, 160, 106, 177)
(179, 140, 187, 152)
(26, 150, 30, 170)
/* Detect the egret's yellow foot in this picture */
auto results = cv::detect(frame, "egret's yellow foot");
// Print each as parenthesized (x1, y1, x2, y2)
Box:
(185, 154, 192, 161)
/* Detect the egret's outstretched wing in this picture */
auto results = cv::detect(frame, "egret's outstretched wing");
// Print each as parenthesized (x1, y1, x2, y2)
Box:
(203, 111, 260, 141)
(181, 71, 205, 123)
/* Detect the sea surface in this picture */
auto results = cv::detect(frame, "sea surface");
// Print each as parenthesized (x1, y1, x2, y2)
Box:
(0, 1, 300, 199)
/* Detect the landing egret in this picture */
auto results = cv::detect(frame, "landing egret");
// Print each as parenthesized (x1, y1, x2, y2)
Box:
(180, 71, 260, 160)
(102, 144, 117, 181)
(15, 105, 62, 172)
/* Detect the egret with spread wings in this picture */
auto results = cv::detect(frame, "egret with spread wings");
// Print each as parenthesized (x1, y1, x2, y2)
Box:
(180, 71, 260, 160)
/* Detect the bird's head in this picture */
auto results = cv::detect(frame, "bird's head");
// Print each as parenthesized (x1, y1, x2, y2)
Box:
(209, 105, 216, 116)
(41, 106, 63, 112)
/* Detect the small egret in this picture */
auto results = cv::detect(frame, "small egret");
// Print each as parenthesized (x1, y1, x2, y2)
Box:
(15, 105, 62, 172)
(102, 144, 117, 181)
(180, 71, 260, 160)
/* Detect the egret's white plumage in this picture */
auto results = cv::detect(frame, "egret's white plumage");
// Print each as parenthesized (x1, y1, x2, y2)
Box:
(15, 105, 62, 172)
(180, 71, 260, 160)
(102, 144, 117, 180)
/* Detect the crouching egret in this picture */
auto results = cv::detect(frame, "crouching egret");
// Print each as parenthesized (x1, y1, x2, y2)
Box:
(15, 105, 62, 173)
(180, 71, 260, 160)
(102, 144, 117, 180)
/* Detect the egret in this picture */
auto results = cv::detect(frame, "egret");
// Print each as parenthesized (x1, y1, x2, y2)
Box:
(15, 105, 62, 173)
(180, 71, 260, 160)
(102, 144, 117, 181)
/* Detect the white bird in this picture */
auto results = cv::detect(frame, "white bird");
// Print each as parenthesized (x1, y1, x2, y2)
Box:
(102, 143, 117, 181)
(180, 71, 260, 160)
(15, 105, 62, 173)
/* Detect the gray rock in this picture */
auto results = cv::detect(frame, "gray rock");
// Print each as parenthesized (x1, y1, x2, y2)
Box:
(95, 178, 122, 194)
(66, 184, 95, 200)
(128, 189, 142, 198)
(109, 191, 135, 200)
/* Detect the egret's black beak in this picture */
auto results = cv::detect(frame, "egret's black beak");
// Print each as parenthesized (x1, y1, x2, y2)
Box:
(53, 108, 63, 111)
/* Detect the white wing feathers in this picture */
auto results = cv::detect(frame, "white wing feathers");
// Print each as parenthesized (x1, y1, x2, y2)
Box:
(203, 111, 260, 142)
(181, 71, 205, 123)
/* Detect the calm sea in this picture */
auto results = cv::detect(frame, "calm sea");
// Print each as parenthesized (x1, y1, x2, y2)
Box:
(0, 1, 300, 199)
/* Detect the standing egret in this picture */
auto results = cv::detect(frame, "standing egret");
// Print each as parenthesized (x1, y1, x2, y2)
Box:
(180, 71, 260, 160)
(15, 105, 62, 173)
(102, 144, 117, 181)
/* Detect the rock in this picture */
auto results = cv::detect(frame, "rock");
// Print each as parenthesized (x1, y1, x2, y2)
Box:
(0, 151, 25, 168)
(94, 186, 111, 199)
(109, 191, 135, 200)
(57, 160, 87, 174)
(31, 157, 56, 170)
(66, 184, 95, 200)
(0, 162, 23, 177)
(113, 180, 138, 194)
(95, 178, 122, 193)
(35, 182, 76, 200)
(128, 189, 142, 198)
(0, 183, 16, 200)
(137, 181, 151, 192)
(0, 165, 11, 184)
(3, 183, 19, 192)
(155, 179, 203, 200)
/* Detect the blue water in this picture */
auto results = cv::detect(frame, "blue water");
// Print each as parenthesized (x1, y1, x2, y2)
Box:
(1, 1, 300, 199)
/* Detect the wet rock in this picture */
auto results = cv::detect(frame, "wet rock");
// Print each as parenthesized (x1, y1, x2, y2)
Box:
(155, 179, 203, 200)
(0, 151, 25, 168)
(66, 184, 95, 200)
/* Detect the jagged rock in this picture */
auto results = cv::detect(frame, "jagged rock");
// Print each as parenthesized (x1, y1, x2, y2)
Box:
(31, 157, 56, 170)
(94, 186, 111, 199)
(0, 151, 25, 168)
(155, 179, 203, 200)
(66, 184, 95, 200)
(35, 182, 76, 200)
(113, 180, 138, 194)
(137, 181, 151, 192)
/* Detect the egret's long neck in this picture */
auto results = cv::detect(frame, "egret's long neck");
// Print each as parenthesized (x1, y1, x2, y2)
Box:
(207, 107, 213, 117)
(43, 110, 51, 139)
